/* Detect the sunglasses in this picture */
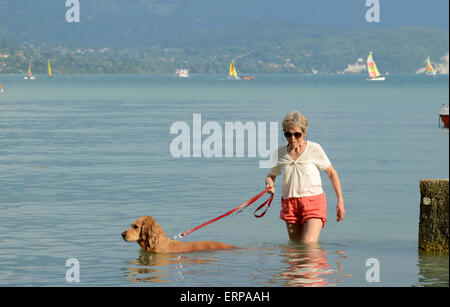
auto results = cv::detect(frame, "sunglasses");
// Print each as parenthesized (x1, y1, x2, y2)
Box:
(284, 131, 303, 139)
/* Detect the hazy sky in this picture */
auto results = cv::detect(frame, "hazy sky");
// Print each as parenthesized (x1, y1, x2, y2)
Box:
(0, 0, 448, 44)
(186, 0, 450, 29)
(1, 0, 448, 28)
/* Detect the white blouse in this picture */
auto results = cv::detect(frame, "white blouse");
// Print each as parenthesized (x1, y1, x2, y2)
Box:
(268, 141, 331, 199)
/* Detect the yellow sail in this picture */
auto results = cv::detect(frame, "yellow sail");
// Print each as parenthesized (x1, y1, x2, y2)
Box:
(425, 57, 436, 76)
(48, 60, 52, 78)
(28, 59, 32, 77)
(367, 52, 381, 78)
(229, 60, 238, 78)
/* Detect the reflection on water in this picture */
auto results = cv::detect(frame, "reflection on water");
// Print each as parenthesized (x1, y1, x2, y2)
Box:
(124, 244, 352, 286)
(124, 250, 216, 283)
(416, 252, 449, 287)
(277, 243, 350, 287)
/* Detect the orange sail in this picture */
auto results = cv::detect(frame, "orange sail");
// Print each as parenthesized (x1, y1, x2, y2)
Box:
(366, 52, 385, 81)
(48, 60, 52, 78)
(229, 61, 238, 79)
(425, 57, 436, 76)
(229, 60, 253, 80)
(28, 59, 32, 78)
(367, 52, 381, 78)
(25, 58, 35, 80)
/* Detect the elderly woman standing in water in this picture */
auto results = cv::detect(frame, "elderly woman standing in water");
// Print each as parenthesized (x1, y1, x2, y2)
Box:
(265, 111, 345, 242)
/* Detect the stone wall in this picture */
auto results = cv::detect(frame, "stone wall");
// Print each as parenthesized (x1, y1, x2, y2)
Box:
(418, 179, 449, 253)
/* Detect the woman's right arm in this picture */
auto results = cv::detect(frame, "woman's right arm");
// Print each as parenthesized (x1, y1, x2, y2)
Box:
(265, 146, 280, 194)
(265, 175, 276, 194)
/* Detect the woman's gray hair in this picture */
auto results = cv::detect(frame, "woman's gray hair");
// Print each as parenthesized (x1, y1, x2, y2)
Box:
(282, 111, 308, 135)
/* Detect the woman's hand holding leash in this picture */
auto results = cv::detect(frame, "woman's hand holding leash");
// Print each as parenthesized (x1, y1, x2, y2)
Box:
(265, 175, 276, 195)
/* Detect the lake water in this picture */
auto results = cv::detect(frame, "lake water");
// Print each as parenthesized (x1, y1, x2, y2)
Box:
(0, 74, 448, 287)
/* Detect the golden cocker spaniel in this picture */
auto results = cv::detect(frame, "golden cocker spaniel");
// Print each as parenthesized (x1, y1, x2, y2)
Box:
(122, 216, 236, 253)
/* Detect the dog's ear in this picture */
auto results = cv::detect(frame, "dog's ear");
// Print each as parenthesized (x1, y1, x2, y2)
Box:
(139, 217, 151, 249)
(140, 216, 165, 250)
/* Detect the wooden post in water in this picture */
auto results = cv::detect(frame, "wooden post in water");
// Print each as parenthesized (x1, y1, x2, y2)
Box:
(418, 179, 449, 253)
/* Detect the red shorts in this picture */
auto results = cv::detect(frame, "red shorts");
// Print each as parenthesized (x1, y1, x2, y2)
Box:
(280, 193, 327, 227)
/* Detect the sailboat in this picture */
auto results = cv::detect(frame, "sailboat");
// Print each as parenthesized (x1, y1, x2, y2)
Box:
(229, 60, 239, 79)
(0, 81, 3, 93)
(439, 103, 449, 129)
(367, 52, 385, 81)
(24, 58, 36, 80)
(229, 60, 254, 80)
(48, 59, 53, 78)
(425, 56, 437, 76)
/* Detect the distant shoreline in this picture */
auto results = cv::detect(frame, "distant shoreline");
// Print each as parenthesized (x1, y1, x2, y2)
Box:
(1, 26, 448, 75)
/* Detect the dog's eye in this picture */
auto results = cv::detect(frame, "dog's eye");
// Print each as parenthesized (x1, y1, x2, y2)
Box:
(133, 225, 138, 229)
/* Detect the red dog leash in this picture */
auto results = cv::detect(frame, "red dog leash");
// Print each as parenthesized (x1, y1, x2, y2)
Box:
(173, 187, 274, 239)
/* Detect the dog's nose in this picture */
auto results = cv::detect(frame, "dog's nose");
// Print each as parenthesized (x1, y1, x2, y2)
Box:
(121, 231, 126, 238)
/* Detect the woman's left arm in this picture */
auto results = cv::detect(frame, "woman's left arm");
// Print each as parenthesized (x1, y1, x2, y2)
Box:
(325, 165, 345, 222)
